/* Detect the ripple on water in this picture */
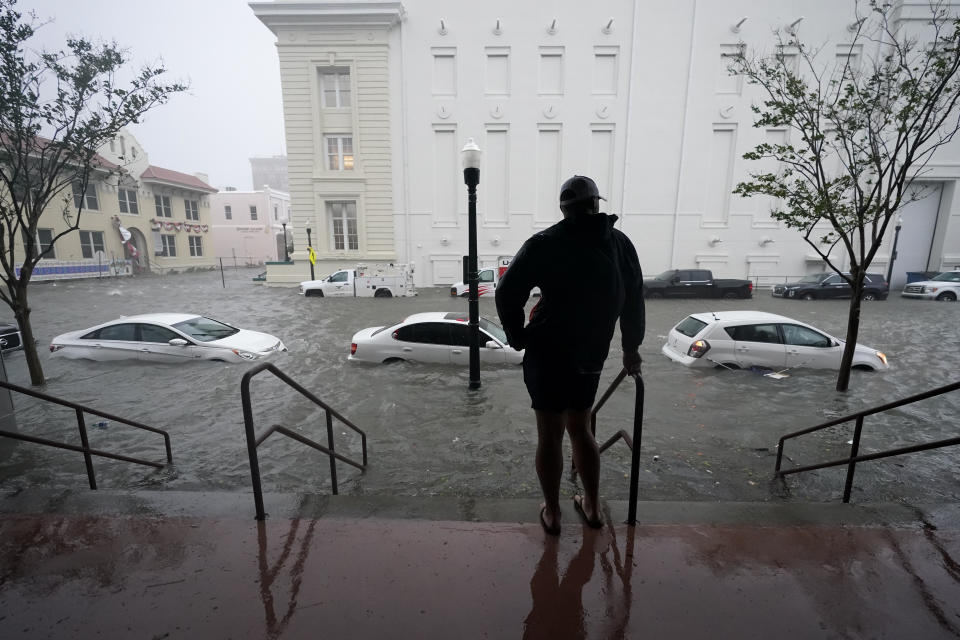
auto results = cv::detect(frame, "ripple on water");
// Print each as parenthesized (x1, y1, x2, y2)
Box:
(1, 268, 957, 503)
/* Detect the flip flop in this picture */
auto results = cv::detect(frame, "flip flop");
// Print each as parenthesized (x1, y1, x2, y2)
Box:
(573, 495, 603, 529)
(539, 507, 561, 536)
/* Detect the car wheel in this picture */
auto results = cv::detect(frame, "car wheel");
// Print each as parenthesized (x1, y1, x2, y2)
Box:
(715, 363, 740, 370)
(852, 364, 874, 371)
(801, 292, 816, 301)
(305, 290, 323, 297)
(721, 291, 739, 300)
(374, 289, 393, 298)
(383, 357, 406, 364)
(459, 292, 469, 298)
(646, 292, 664, 299)
(936, 291, 957, 301)
(861, 292, 877, 301)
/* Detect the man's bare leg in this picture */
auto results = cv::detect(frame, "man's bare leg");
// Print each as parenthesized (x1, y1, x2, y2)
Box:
(565, 408, 601, 523)
(534, 410, 565, 531)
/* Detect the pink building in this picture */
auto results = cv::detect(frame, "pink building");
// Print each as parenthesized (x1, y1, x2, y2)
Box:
(209, 187, 292, 266)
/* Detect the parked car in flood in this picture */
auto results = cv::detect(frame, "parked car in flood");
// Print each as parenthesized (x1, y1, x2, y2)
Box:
(662, 311, 889, 371)
(50, 314, 287, 363)
(0, 322, 23, 353)
(771, 272, 889, 300)
(349, 312, 523, 365)
(900, 271, 960, 301)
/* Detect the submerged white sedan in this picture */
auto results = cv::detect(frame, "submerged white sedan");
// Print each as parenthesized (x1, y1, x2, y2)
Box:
(349, 311, 523, 365)
(662, 311, 889, 372)
(50, 313, 287, 363)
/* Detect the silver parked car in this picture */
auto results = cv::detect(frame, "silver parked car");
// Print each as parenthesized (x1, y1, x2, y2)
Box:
(349, 312, 522, 365)
(662, 311, 889, 371)
(50, 313, 287, 363)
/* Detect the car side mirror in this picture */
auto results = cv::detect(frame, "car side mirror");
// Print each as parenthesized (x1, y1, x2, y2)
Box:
(485, 340, 501, 349)
(169, 338, 188, 347)
(670, 276, 680, 283)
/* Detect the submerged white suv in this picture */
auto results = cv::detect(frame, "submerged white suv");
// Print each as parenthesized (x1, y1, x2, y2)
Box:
(900, 271, 960, 301)
(662, 311, 889, 371)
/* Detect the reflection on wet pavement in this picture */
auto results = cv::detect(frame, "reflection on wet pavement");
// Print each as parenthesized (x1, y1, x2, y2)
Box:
(1, 498, 959, 639)
(0, 267, 957, 504)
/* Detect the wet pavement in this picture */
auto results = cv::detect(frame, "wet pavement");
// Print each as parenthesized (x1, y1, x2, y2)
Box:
(1, 490, 959, 639)
(0, 267, 958, 505)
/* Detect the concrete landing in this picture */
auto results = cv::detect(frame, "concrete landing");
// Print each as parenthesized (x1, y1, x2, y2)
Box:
(1, 491, 959, 639)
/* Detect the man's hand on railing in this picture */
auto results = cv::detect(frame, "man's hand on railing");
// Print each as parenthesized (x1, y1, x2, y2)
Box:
(623, 349, 642, 377)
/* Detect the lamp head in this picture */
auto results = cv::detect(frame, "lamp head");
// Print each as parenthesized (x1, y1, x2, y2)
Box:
(461, 138, 482, 170)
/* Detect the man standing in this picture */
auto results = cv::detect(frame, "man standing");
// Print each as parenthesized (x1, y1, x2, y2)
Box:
(495, 175, 645, 535)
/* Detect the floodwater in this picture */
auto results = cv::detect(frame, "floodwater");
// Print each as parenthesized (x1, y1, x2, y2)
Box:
(1, 267, 958, 504)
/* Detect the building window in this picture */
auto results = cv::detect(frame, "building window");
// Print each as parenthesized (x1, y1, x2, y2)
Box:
(250, 205, 258, 221)
(320, 69, 351, 108)
(154, 194, 172, 218)
(273, 205, 278, 220)
(185, 199, 199, 220)
(72, 182, 99, 210)
(224, 205, 232, 220)
(327, 201, 358, 251)
(325, 136, 354, 171)
(24, 228, 56, 259)
(188, 236, 203, 257)
(79, 230, 105, 259)
(160, 234, 177, 257)
(118, 188, 139, 214)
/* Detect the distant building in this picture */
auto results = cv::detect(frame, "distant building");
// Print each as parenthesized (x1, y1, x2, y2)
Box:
(16, 127, 217, 280)
(209, 187, 292, 266)
(250, 156, 289, 192)
(253, 0, 960, 289)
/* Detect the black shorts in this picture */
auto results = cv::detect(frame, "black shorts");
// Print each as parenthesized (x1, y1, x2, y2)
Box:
(522, 350, 602, 412)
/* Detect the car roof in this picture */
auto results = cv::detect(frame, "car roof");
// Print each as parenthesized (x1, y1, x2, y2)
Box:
(687, 311, 796, 324)
(402, 312, 469, 323)
(102, 313, 201, 326)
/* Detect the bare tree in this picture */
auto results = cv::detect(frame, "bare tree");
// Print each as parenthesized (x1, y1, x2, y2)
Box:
(732, 0, 960, 391)
(0, 0, 186, 385)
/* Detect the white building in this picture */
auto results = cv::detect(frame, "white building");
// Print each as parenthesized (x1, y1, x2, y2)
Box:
(209, 187, 292, 265)
(252, 0, 960, 289)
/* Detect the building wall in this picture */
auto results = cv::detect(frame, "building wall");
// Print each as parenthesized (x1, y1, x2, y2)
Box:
(209, 188, 292, 264)
(255, 0, 960, 287)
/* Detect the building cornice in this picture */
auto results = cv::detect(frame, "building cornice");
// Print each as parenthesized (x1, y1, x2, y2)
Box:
(250, 1, 405, 30)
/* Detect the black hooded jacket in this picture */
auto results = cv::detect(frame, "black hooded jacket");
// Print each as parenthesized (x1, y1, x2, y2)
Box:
(495, 213, 645, 373)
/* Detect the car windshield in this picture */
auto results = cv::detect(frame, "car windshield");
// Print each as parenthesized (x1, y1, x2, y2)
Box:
(479, 317, 508, 344)
(795, 274, 825, 284)
(654, 270, 675, 281)
(932, 272, 960, 282)
(172, 316, 240, 342)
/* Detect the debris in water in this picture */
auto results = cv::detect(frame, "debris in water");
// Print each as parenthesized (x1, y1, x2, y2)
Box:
(108, 289, 123, 296)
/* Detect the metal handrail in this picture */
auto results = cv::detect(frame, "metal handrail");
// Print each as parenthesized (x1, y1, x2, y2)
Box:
(241, 362, 368, 520)
(0, 379, 173, 490)
(775, 380, 960, 502)
(587, 367, 645, 526)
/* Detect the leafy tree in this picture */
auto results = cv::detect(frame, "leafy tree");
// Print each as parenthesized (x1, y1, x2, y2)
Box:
(0, 0, 186, 385)
(732, 0, 960, 391)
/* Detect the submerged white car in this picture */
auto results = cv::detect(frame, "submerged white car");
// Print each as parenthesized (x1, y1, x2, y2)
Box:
(662, 311, 889, 371)
(349, 311, 523, 365)
(50, 313, 287, 363)
(900, 271, 960, 301)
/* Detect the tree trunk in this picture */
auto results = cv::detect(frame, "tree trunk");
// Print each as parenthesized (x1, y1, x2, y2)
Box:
(12, 290, 45, 387)
(835, 283, 864, 392)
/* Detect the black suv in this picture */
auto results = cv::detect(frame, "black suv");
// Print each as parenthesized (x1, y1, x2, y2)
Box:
(772, 272, 889, 301)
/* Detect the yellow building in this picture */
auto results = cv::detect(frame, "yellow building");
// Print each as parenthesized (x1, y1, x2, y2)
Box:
(17, 128, 217, 280)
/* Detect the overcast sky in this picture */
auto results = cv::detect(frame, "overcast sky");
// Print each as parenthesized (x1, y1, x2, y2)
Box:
(21, 0, 285, 191)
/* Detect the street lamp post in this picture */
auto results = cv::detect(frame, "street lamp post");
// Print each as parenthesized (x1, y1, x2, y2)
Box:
(461, 138, 482, 390)
(886, 216, 903, 286)
(281, 222, 290, 262)
(306, 226, 315, 281)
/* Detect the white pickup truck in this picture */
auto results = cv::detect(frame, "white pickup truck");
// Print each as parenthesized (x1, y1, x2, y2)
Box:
(299, 263, 417, 298)
(450, 256, 540, 298)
